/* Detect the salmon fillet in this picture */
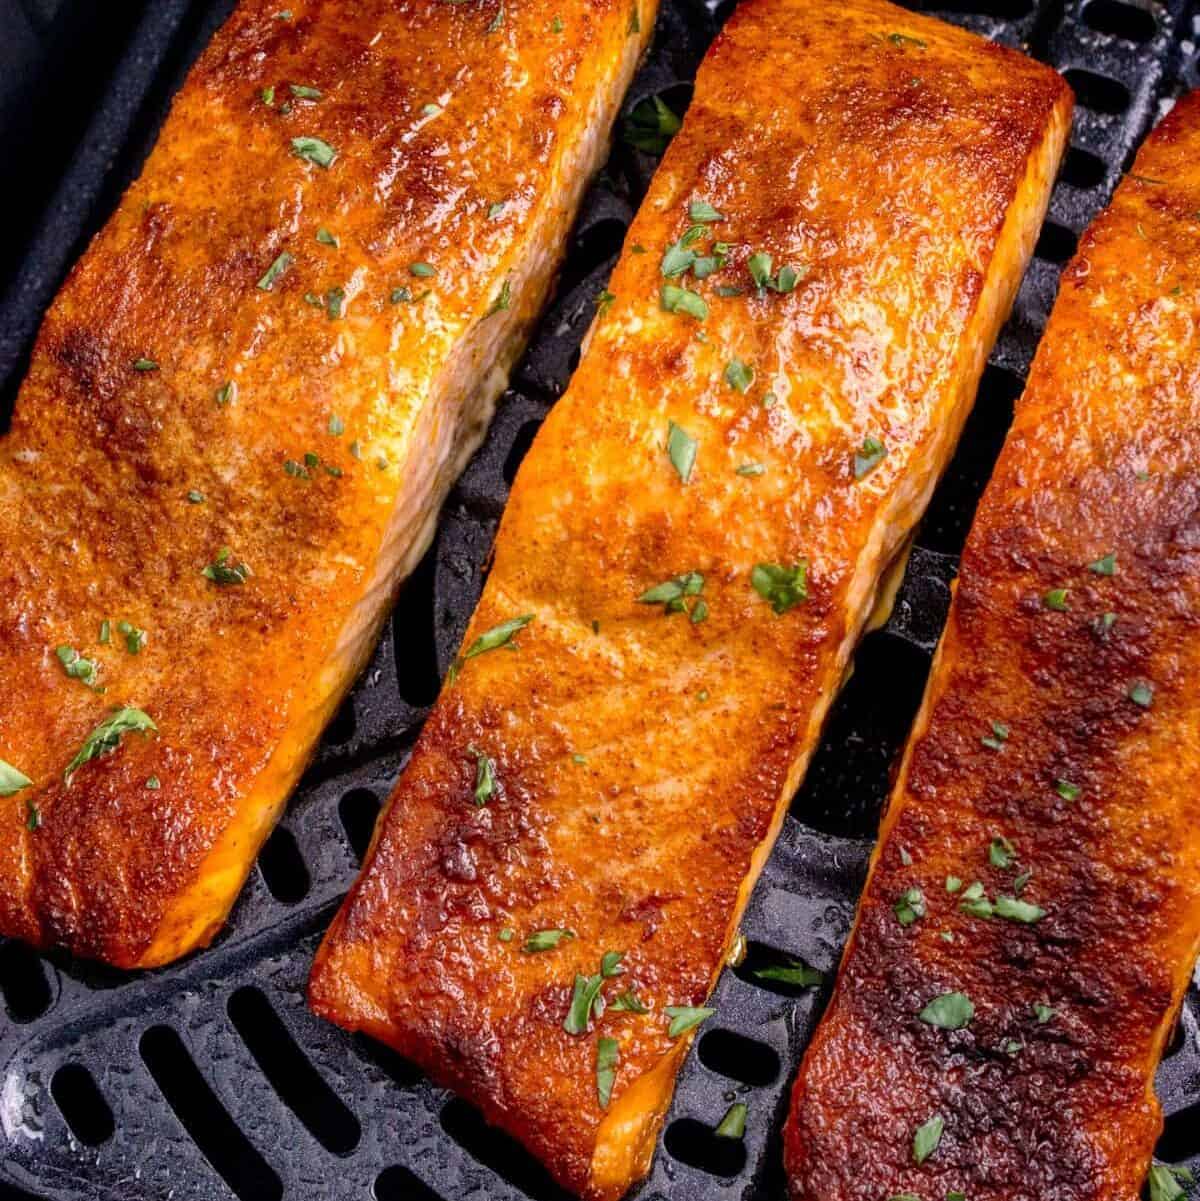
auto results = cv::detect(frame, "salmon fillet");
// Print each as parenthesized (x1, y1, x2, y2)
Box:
(0, 0, 654, 969)
(785, 91, 1200, 1201)
(309, 3, 1071, 1196)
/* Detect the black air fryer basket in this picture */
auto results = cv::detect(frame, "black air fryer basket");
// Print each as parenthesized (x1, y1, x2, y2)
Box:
(2, 2, 1199, 1199)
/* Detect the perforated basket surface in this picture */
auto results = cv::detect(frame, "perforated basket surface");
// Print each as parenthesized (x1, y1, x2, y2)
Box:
(3, 2, 1200, 1199)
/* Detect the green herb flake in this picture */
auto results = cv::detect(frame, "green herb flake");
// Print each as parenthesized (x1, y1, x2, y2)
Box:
(146, 775, 161, 790)
(854, 436, 887, 480)
(667, 420, 698, 483)
(116, 621, 147, 655)
(486, 278, 512, 317)
(98, 620, 111, 644)
(609, 990, 650, 1014)
(328, 413, 345, 436)
(623, 95, 681, 155)
(751, 561, 809, 614)
(55, 645, 99, 687)
(601, 950, 625, 978)
(257, 250, 294, 292)
(1129, 680, 1154, 708)
(981, 720, 1009, 751)
(522, 929, 575, 953)
(410, 261, 437, 278)
(912, 1114, 945, 1165)
(994, 895, 1045, 924)
(202, 547, 251, 587)
(596, 289, 616, 315)
(751, 956, 823, 989)
(472, 750, 496, 806)
(1088, 552, 1118, 576)
(132, 357, 159, 372)
(1148, 1164, 1194, 1201)
(1055, 778, 1081, 802)
(888, 31, 928, 48)
(596, 1037, 619, 1109)
(64, 707, 157, 786)
(315, 227, 338, 247)
(1034, 1002, 1056, 1024)
(894, 886, 926, 926)
(660, 283, 708, 321)
(461, 614, 534, 665)
(186, 490, 205, 504)
(564, 973, 605, 1035)
(689, 200, 723, 223)
(725, 359, 754, 393)
(664, 1005, 715, 1039)
(262, 86, 276, 106)
(291, 135, 336, 168)
(26, 800, 41, 831)
(715, 1101, 747, 1139)
(498, 927, 515, 943)
(989, 835, 1016, 870)
(736, 462, 765, 477)
(1043, 587, 1070, 611)
(946, 876, 962, 893)
(488, 201, 506, 219)
(216, 380, 237, 406)
(0, 759, 33, 797)
(919, 991, 974, 1030)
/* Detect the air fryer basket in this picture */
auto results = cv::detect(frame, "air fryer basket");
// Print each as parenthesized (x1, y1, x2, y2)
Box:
(2, 2, 1199, 1199)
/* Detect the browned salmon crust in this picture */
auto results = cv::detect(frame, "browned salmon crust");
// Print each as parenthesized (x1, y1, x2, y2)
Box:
(309, 2, 1071, 1197)
(785, 90, 1200, 1201)
(0, 0, 654, 969)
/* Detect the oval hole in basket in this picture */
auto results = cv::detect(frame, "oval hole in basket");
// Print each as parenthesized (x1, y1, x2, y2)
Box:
(0, 941, 53, 1022)
(227, 985, 361, 1156)
(1082, 0, 1157, 43)
(1063, 69, 1132, 116)
(697, 1029, 781, 1087)
(374, 1165, 445, 1201)
(257, 825, 311, 905)
(664, 1116, 748, 1178)
(140, 1024, 283, 1201)
(1061, 146, 1107, 189)
(51, 1064, 115, 1146)
(339, 788, 382, 864)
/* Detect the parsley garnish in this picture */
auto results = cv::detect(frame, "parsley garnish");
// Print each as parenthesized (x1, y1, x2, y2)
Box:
(609, 990, 650, 1013)
(751, 956, 823, 988)
(291, 136, 336, 168)
(56, 645, 99, 687)
(1056, 778, 1081, 802)
(132, 358, 158, 372)
(64, 708, 156, 786)
(894, 887, 925, 925)
(1088, 552, 1117, 576)
(471, 750, 496, 806)
(315, 227, 338, 246)
(854, 437, 887, 480)
(1043, 587, 1069, 611)
(257, 251, 293, 291)
(486, 278, 512, 317)
(994, 895, 1045, 923)
(410, 261, 436, 278)
(751, 562, 808, 614)
(912, 1114, 944, 1164)
(0, 759, 33, 797)
(667, 420, 698, 482)
(725, 359, 754, 393)
(715, 1102, 747, 1139)
(660, 283, 708, 320)
(596, 1037, 619, 1109)
(981, 720, 1009, 751)
(736, 462, 765, 477)
(1148, 1164, 1193, 1201)
(564, 973, 606, 1035)
(1034, 1002, 1055, 1024)
(623, 96, 681, 155)
(988, 835, 1016, 869)
(1129, 680, 1154, 708)
(664, 1005, 714, 1038)
(523, 929, 574, 953)
(216, 380, 237, 406)
(638, 571, 705, 620)
(919, 991, 974, 1030)
(202, 547, 251, 586)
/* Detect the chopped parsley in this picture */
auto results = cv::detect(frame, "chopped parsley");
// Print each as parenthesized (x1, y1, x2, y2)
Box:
(117, 621, 147, 655)
(689, 200, 723, 223)
(1043, 588, 1070, 611)
(488, 201, 506, 219)
(291, 135, 336, 168)
(216, 380, 237, 406)
(1148, 1164, 1193, 1201)
(667, 420, 698, 482)
(486, 278, 512, 317)
(328, 413, 345, 436)
(660, 283, 708, 320)
(523, 929, 575, 953)
(564, 972, 606, 1035)
(0, 759, 33, 798)
(290, 83, 322, 100)
(919, 991, 974, 1030)
(736, 462, 765, 477)
(854, 436, 887, 480)
(187, 490, 205, 504)
(472, 750, 496, 806)
(257, 251, 293, 291)
(1129, 680, 1154, 708)
(146, 775, 161, 790)
(132, 358, 158, 372)
(596, 289, 616, 314)
(751, 956, 823, 988)
(747, 252, 802, 295)
(751, 561, 808, 614)
(664, 1005, 714, 1038)
(498, 927, 515, 943)
(725, 359, 754, 393)
(460, 615, 533, 663)
(981, 720, 1009, 751)
(912, 1114, 944, 1165)
(638, 571, 705, 619)
(26, 801, 41, 831)
(994, 895, 1045, 923)
(894, 887, 925, 926)
(64, 707, 156, 786)
(56, 645, 99, 687)
(609, 990, 650, 1013)
(623, 95, 681, 155)
(989, 835, 1016, 869)
(1088, 552, 1118, 576)
(202, 547, 251, 586)
(1056, 778, 1081, 802)
(410, 261, 437, 278)
(1034, 1002, 1056, 1024)
(98, 620, 111, 645)
(715, 1102, 747, 1139)
(316, 227, 338, 246)
(596, 1037, 619, 1109)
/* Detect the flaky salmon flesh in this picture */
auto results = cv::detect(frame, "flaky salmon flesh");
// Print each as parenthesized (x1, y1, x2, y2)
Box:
(785, 89, 1200, 1201)
(309, 2, 1072, 1198)
(0, 0, 655, 968)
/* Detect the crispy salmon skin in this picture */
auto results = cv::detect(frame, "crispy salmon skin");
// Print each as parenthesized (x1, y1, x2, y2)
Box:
(0, 0, 654, 969)
(785, 91, 1200, 1201)
(310, 2, 1071, 1196)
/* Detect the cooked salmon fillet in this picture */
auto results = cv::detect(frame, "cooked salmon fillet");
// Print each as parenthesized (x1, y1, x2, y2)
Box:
(784, 91, 1200, 1201)
(0, 0, 654, 969)
(309, 3, 1071, 1195)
